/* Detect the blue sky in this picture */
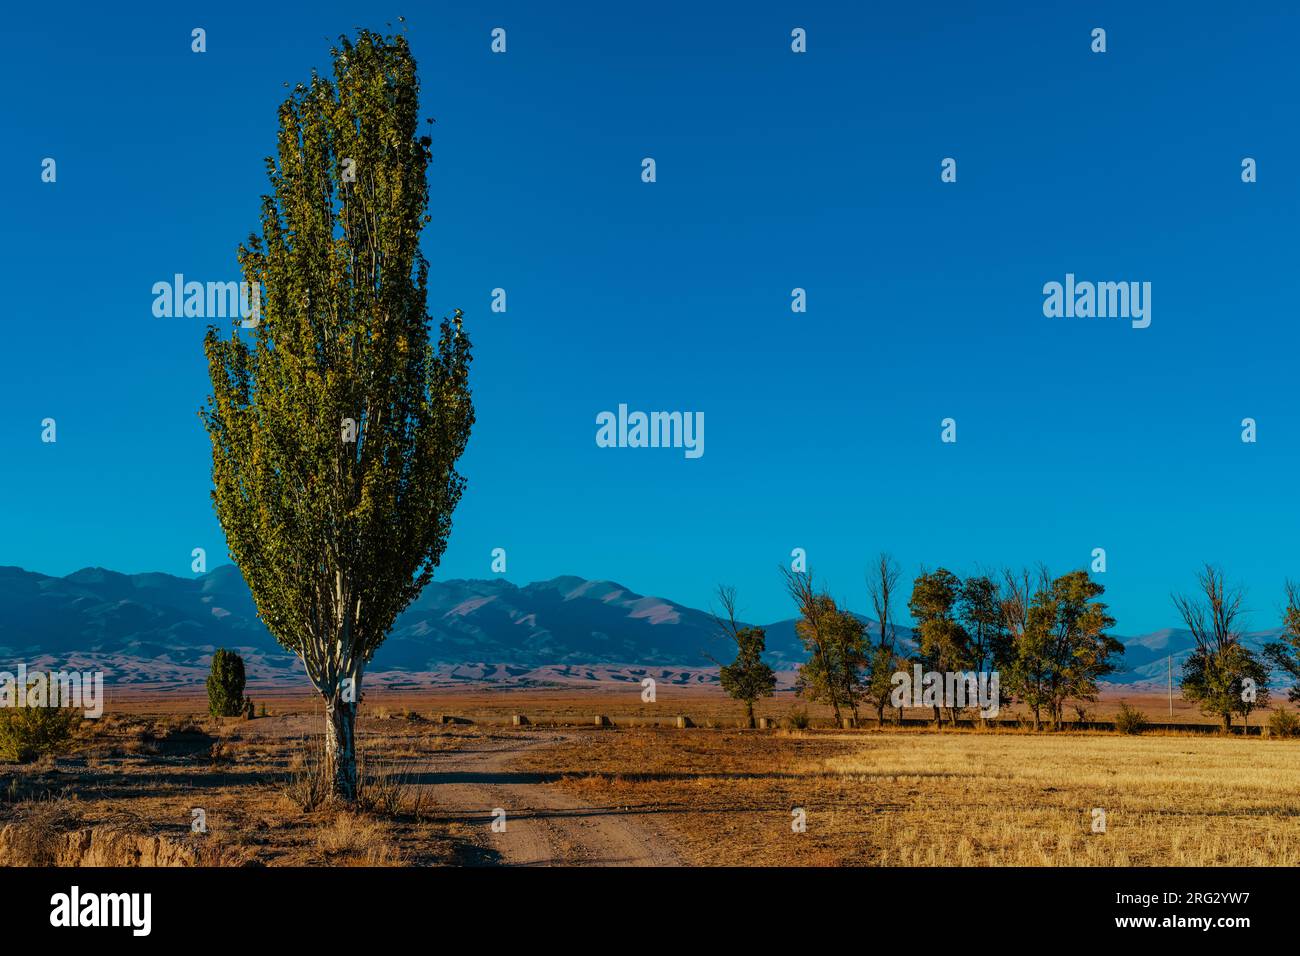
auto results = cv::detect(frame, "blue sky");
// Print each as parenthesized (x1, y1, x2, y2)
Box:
(3, 1, 1298, 635)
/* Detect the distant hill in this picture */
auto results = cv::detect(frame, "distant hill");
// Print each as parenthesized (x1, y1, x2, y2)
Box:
(0, 564, 1287, 690)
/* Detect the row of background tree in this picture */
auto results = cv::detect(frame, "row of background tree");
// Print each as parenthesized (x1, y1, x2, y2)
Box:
(713, 557, 1300, 732)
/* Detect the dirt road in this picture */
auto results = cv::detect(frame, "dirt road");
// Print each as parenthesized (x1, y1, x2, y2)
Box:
(419, 731, 679, 866)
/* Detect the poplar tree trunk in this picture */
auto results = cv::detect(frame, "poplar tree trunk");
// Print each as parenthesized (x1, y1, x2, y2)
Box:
(325, 693, 358, 801)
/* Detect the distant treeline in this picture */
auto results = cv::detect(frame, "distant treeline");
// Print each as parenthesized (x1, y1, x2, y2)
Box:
(710, 557, 1300, 734)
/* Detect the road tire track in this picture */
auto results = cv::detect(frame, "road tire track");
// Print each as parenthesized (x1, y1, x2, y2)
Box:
(420, 731, 679, 867)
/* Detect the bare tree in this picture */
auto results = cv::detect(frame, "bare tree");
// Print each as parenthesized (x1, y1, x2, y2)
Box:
(1172, 565, 1244, 660)
(712, 584, 741, 640)
(865, 552, 902, 725)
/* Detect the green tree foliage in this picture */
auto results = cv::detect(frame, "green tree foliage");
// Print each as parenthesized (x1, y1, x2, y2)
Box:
(1182, 643, 1270, 731)
(1263, 581, 1300, 703)
(1174, 564, 1270, 732)
(959, 575, 1011, 675)
(999, 568, 1046, 728)
(1034, 570, 1122, 726)
(206, 648, 248, 717)
(1001, 568, 1122, 729)
(201, 30, 474, 801)
(908, 568, 971, 725)
(958, 574, 1010, 722)
(710, 586, 777, 728)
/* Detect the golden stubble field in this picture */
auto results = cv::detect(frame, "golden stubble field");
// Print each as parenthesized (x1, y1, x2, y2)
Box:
(522, 728, 1300, 866)
(2, 687, 1297, 867)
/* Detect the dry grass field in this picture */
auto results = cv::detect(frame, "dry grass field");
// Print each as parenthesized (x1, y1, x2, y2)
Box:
(521, 728, 1300, 866)
(0, 712, 470, 867)
(1, 687, 1297, 867)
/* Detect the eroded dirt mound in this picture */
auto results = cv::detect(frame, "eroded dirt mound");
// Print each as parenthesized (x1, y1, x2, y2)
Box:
(0, 825, 199, 866)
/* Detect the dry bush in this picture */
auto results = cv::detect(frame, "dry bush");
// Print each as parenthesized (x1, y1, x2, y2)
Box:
(190, 836, 243, 867)
(358, 763, 423, 818)
(1268, 708, 1300, 738)
(281, 739, 330, 812)
(0, 708, 82, 763)
(281, 741, 422, 817)
(208, 741, 238, 766)
(117, 724, 162, 757)
(0, 793, 77, 866)
(1114, 702, 1148, 735)
(316, 812, 403, 865)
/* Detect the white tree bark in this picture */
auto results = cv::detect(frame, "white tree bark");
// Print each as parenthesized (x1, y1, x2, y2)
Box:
(324, 687, 358, 801)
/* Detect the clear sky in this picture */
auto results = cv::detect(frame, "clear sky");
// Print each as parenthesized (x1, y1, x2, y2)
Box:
(3, 1, 1298, 634)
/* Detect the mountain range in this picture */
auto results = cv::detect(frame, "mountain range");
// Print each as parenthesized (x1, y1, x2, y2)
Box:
(0, 565, 1287, 690)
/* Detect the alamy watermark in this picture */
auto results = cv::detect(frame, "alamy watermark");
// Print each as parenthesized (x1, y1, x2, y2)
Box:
(50, 886, 150, 936)
(890, 666, 1000, 718)
(152, 274, 260, 326)
(0, 664, 104, 718)
(1042, 273, 1150, 329)
(595, 404, 704, 459)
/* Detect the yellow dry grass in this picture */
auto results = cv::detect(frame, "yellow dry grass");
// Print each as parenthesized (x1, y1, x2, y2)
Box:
(526, 728, 1300, 866)
(315, 812, 405, 866)
(823, 732, 1300, 865)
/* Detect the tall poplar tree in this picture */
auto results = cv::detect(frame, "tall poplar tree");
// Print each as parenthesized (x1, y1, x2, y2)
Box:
(201, 30, 473, 801)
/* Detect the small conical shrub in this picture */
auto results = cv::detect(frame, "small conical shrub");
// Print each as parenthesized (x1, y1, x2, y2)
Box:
(207, 649, 247, 718)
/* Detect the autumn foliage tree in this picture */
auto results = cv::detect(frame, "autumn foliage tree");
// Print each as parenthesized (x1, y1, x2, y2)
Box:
(201, 31, 474, 801)
(781, 568, 869, 723)
(805, 602, 869, 723)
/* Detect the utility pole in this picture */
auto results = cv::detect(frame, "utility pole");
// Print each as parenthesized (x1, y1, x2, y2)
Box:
(1168, 654, 1173, 718)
